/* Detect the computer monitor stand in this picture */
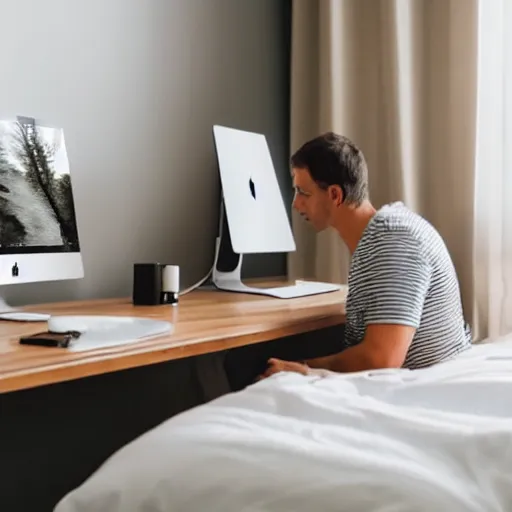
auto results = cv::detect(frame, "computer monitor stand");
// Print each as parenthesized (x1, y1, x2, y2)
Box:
(211, 202, 255, 295)
(211, 202, 341, 299)
(0, 296, 14, 312)
(0, 294, 51, 321)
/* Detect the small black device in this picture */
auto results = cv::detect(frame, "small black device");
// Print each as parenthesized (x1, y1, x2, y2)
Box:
(19, 330, 81, 348)
(132, 263, 162, 305)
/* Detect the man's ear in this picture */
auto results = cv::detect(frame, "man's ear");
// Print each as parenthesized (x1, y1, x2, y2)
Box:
(329, 185, 343, 206)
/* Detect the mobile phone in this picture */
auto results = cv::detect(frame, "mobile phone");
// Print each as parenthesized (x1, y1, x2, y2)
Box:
(19, 331, 79, 348)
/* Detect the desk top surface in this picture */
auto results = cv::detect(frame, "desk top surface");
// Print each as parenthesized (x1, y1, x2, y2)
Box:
(0, 281, 346, 393)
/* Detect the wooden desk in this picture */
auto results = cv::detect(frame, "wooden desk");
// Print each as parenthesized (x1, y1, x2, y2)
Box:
(0, 283, 346, 393)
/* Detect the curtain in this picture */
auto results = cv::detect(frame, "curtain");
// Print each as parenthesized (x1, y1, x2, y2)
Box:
(473, 0, 512, 340)
(288, 0, 511, 342)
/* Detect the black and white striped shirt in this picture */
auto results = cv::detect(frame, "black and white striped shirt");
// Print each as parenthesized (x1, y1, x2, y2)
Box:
(345, 202, 472, 369)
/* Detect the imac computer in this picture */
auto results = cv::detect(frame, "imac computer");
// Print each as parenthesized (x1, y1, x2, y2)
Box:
(0, 116, 83, 320)
(211, 124, 341, 299)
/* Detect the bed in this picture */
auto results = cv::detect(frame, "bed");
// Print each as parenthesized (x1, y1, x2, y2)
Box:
(54, 336, 512, 512)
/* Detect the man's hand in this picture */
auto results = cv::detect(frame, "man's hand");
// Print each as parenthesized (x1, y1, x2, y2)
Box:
(258, 358, 309, 380)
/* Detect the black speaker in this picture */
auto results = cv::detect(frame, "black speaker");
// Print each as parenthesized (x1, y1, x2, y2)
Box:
(132, 263, 162, 305)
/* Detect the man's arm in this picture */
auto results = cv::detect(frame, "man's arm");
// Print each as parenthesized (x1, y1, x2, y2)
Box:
(306, 323, 416, 372)
(308, 231, 431, 373)
(259, 323, 416, 379)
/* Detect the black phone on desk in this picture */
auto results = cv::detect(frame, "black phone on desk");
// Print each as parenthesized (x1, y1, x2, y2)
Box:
(19, 331, 80, 348)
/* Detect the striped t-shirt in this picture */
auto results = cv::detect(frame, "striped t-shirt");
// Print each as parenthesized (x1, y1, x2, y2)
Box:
(345, 202, 472, 369)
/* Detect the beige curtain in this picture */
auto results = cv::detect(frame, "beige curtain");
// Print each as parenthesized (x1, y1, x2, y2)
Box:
(288, 0, 512, 342)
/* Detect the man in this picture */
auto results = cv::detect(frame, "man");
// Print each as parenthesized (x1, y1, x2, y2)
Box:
(260, 132, 472, 380)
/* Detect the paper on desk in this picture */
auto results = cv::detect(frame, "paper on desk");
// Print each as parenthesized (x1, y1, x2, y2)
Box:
(63, 316, 173, 352)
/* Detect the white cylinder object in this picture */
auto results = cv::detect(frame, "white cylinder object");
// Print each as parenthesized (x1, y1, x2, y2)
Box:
(162, 265, 179, 293)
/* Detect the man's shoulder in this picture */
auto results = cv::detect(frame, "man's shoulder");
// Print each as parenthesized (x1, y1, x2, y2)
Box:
(356, 202, 441, 263)
(358, 203, 449, 272)
(372, 202, 424, 229)
(367, 202, 440, 242)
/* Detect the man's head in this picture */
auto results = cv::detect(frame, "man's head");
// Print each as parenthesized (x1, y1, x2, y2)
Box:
(290, 132, 369, 231)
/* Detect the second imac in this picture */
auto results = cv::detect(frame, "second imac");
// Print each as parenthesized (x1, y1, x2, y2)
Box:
(211, 124, 341, 299)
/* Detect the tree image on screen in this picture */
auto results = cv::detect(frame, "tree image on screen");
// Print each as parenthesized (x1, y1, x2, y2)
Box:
(0, 120, 79, 253)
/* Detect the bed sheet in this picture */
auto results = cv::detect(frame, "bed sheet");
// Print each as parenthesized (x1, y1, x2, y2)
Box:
(54, 338, 512, 512)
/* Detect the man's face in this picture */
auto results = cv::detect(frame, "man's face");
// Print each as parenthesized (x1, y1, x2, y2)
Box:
(291, 167, 341, 231)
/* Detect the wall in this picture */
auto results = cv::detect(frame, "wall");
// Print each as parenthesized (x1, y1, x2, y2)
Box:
(0, 0, 292, 306)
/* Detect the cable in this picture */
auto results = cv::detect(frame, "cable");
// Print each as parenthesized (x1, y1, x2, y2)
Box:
(178, 270, 211, 296)
(178, 236, 221, 296)
(179, 199, 225, 296)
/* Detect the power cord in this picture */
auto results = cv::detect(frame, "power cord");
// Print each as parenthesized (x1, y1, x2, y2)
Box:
(178, 237, 221, 296)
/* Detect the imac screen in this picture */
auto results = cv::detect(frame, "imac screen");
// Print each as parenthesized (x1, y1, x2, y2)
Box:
(0, 118, 80, 254)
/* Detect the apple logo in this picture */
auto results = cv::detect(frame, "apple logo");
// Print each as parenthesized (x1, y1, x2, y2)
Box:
(249, 177, 256, 200)
(11, 262, 19, 277)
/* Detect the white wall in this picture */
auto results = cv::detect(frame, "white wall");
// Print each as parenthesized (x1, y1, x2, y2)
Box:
(0, 0, 291, 305)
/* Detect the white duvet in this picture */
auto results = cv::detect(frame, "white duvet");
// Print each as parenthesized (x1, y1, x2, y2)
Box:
(55, 339, 512, 512)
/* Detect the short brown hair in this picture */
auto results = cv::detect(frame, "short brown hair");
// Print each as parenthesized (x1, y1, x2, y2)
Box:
(290, 132, 369, 205)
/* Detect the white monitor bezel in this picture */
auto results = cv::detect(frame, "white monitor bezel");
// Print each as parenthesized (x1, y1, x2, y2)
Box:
(0, 253, 84, 286)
